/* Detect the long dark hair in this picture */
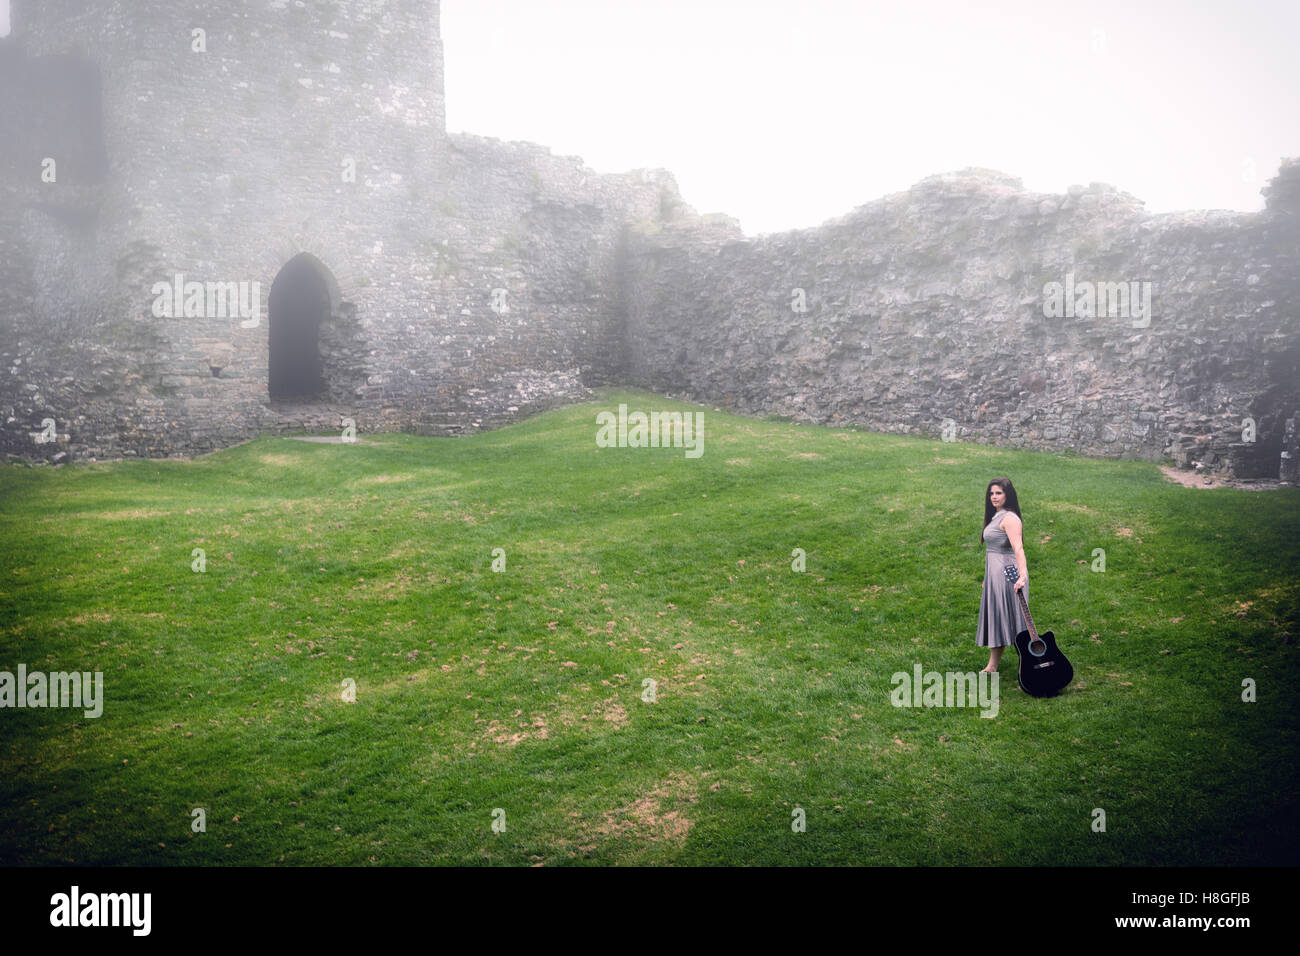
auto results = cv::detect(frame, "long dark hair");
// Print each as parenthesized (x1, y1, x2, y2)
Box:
(981, 477, 1022, 542)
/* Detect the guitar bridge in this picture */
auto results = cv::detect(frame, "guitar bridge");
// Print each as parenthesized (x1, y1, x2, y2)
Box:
(1033, 661, 1055, 669)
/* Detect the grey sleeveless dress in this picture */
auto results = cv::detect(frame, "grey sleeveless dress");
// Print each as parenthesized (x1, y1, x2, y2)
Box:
(977, 510, 1029, 648)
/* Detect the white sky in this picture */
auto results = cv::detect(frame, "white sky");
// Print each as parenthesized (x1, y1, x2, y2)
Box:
(443, 0, 1299, 235)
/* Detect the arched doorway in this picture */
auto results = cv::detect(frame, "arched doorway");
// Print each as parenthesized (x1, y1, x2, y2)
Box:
(268, 253, 332, 400)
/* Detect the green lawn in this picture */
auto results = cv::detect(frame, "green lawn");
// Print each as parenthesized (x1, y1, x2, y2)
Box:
(1, 387, 1297, 865)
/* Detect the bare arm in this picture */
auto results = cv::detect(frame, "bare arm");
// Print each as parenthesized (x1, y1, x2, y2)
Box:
(1002, 513, 1028, 592)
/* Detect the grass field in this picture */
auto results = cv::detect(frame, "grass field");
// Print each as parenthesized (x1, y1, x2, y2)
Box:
(2, 388, 1297, 865)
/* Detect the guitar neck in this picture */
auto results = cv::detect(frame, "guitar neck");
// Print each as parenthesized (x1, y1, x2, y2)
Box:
(1015, 586, 1039, 641)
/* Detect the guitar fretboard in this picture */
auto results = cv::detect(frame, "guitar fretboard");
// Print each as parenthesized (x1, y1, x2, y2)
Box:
(1005, 564, 1039, 642)
(1017, 589, 1039, 642)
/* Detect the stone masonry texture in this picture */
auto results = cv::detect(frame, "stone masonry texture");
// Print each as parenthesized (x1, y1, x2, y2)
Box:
(1, 1, 1296, 480)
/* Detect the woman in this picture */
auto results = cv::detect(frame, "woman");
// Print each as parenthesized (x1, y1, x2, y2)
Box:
(977, 477, 1030, 673)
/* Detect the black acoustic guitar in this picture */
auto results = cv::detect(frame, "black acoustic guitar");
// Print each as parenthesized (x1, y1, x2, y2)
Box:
(1003, 564, 1074, 697)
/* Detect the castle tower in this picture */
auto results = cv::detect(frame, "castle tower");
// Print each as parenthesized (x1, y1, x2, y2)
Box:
(1, 0, 453, 455)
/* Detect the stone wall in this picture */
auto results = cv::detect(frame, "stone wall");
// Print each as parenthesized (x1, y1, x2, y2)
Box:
(0, 0, 670, 461)
(623, 163, 1300, 480)
(2, 1, 1296, 480)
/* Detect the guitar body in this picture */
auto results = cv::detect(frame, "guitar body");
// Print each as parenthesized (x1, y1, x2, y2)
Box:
(1012, 626, 1074, 697)
(1003, 564, 1074, 697)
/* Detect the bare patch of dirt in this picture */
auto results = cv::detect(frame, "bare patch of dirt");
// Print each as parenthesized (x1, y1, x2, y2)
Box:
(36, 509, 170, 522)
(352, 473, 415, 485)
(552, 692, 631, 730)
(63, 612, 114, 625)
(443, 509, 482, 525)
(1158, 464, 1291, 490)
(284, 436, 370, 445)
(271, 499, 327, 514)
(597, 697, 628, 726)
(1042, 501, 1096, 513)
(351, 571, 420, 597)
(596, 772, 698, 846)
(485, 714, 550, 747)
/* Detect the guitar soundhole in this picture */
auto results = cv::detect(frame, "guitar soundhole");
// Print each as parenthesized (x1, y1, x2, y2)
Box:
(1029, 638, 1046, 656)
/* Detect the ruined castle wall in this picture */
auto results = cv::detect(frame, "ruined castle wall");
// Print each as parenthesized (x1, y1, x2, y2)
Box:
(622, 165, 1300, 479)
(0, 0, 668, 461)
(352, 132, 669, 437)
(3, 2, 1295, 478)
